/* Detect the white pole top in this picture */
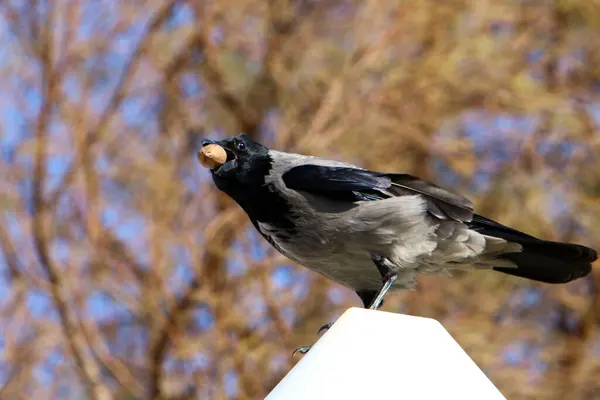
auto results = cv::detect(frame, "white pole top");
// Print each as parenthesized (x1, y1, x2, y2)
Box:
(266, 307, 506, 400)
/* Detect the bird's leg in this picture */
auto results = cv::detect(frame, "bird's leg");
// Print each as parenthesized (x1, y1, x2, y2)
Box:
(369, 253, 398, 310)
(293, 259, 397, 357)
(356, 289, 379, 309)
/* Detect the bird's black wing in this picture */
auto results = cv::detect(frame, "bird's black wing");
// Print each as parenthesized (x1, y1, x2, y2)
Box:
(282, 164, 474, 221)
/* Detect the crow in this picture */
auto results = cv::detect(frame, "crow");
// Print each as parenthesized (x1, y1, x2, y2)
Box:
(200, 133, 597, 354)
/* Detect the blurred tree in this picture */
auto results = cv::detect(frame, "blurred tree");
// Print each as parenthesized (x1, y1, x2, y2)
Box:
(0, 0, 599, 399)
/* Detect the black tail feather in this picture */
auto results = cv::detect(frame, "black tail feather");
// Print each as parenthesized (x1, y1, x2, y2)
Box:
(467, 214, 597, 284)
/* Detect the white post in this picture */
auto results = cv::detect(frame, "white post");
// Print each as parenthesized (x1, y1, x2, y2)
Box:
(266, 307, 506, 400)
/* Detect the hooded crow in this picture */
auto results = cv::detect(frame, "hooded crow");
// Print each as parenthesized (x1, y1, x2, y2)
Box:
(200, 134, 597, 353)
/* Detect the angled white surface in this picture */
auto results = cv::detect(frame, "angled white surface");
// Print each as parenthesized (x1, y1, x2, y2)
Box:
(266, 307, 506, 400)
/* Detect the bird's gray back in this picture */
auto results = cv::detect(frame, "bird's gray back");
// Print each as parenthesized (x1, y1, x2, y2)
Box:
(259, 151, 521, 291)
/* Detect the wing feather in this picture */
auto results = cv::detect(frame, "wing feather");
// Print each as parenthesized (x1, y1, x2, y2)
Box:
(282, 164, 474, 221)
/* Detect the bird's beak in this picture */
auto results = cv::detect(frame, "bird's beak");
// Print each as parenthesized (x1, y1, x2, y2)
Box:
(201, 138, 217, 146)
(200, 138, 238, 175)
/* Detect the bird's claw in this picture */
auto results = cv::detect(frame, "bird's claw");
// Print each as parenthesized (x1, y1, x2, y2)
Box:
(292, 346, 312, 357)
(292, 321, 334, 357)
(317, 322, 333, 335)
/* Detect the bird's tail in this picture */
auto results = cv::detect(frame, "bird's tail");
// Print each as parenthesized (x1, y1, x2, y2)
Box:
(467, 215, 597, 284)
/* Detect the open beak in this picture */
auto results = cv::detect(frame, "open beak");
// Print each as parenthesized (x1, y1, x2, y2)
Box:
(201, 139, 237, 173)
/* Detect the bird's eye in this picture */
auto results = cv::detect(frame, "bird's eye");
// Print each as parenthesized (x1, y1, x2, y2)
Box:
(236, 141, 246, 151)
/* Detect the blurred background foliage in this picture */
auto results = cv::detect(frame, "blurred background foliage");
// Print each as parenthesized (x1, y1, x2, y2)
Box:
(1, 0, 600, 399)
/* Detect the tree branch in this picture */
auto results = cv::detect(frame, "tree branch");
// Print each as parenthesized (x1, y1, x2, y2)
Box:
(30, 10, 112, 400)
(46, 0, 183, 209)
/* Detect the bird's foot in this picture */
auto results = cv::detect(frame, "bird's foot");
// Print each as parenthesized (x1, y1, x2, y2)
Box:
(292, 346, 312, 357)
(293, 321, 334, 357)
(317, 321, 334, 335)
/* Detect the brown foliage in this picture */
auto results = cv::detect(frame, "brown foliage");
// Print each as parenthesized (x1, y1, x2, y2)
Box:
(0, 0, 599, 399)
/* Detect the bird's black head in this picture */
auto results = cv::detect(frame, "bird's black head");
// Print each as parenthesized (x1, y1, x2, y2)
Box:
(200, 133, 271, 194)
(201, 134, 294, 228)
